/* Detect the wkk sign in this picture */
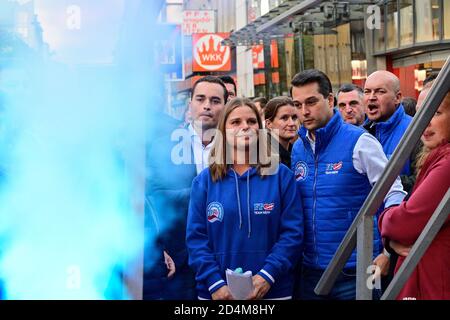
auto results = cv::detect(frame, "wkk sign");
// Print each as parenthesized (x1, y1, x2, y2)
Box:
(193, 33, 231, 72)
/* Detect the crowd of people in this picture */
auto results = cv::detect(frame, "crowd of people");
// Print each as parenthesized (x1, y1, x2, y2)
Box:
(144, 69, 449, 300)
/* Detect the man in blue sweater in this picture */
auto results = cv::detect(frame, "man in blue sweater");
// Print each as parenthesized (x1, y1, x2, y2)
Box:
(290, 69, 406, 300)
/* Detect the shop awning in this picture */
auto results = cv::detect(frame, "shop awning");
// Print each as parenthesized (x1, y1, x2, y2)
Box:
(224, 0, 323, 46)
(224, 0, 368, 46)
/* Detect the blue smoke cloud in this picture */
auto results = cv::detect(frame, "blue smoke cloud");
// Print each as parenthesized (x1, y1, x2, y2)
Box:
(0, 0, 165, 299)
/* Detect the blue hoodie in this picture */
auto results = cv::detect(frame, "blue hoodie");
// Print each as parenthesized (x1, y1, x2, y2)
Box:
(186, 164, 303, 299)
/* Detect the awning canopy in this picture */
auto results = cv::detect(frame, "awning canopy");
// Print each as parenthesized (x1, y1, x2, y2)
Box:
(223, 0, 368, 46)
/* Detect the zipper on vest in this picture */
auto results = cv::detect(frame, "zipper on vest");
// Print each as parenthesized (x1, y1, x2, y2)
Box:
(312, 154, 319, 267)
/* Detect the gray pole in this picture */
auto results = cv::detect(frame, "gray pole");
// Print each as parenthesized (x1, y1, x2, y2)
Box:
(356, 215, 373, 300)
(314, 55, 450, 296)
(381, 188, 450, 300)
(298, 31, 305, 72)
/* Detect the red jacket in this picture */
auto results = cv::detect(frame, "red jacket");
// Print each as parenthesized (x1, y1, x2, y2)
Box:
(379, 143, 450, 300)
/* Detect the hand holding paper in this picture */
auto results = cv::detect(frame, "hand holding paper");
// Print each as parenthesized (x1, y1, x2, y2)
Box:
(247, 274, 271, 300)
(225, 268, 254, 300)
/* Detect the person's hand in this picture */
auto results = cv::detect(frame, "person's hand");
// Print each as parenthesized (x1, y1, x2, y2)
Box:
(390, 241, 411, 257)
(163, 251, 176, 278)
(373, 253, 390, 276)
(247, 274, 271, 300)
(211, 285, 234, 300)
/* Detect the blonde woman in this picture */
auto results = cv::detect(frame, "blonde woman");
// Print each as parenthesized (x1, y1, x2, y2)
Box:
(379, 90, 450, 299)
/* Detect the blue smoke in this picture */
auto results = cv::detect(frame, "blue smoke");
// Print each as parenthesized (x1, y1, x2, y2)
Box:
(0, 0, 165, 299)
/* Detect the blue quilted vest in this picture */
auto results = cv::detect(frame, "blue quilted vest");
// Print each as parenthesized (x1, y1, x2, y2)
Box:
(366, 104, 412, 175)
(292, 111, 382, 270)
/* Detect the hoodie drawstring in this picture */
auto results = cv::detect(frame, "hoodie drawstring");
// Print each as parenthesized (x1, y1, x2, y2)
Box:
(232, 169, 252, 238)
(233, 170, 243, 230)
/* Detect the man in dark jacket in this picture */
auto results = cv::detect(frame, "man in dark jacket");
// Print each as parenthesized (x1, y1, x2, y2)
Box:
(143, 76, 228, 299)
(290, 69, 406, 300)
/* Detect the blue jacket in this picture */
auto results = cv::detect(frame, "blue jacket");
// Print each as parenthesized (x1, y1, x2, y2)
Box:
(364, 104, 412, 175)
(291, 111, 382, 270)
(187, 164, 303, 299)
(144, 120, 197, 299)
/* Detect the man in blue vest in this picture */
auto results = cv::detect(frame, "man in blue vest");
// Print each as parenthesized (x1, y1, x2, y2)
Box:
(363, 71, 413, 188)
(290, 69, 406, 300)
(363, 71, 417, 291)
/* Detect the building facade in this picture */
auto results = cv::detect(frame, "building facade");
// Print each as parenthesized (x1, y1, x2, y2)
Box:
(162, 0, 449, 117)
(228, 0, 450, 99)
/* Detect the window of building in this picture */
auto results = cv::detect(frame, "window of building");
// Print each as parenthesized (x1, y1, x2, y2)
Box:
(247, 0, 260, 23)
(386, 0, 399, 49)
(444, 0, 450, 39)
(415, 0, 440, 43)
(374, 4, 385, 52)
(399, 0, 413, 45)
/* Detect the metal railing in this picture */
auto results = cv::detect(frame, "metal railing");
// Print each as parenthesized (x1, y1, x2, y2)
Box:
(314, 55, 450, 300)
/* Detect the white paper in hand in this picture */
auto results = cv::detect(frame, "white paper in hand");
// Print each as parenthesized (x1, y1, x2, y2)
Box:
(225, 268, 254, 300)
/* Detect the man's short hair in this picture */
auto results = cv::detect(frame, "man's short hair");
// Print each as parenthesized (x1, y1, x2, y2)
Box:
(337, 83, 364, 99)
(218, 75, 237, 95)
(253, 97, 268, 109)
(423, 72, 438, 87)
(191, 76, 228, 102)
(290, 69, 332, 98)
(402, 97, 417, 117)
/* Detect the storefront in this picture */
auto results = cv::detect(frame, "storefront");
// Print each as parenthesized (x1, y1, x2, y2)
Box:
(229, 1, 370, 96)
(228, 0, 449, 98)
(372, 0, 450, 98)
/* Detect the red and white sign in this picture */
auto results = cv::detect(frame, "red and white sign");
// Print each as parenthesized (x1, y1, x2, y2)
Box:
(252, 45, 264, 69)
(193, 33, 231, 72)
(183, 10, 215, 36)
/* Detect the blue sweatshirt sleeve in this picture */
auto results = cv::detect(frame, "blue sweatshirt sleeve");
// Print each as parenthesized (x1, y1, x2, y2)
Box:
(258, 167, 304, 285)
(186, 174, 226, 294)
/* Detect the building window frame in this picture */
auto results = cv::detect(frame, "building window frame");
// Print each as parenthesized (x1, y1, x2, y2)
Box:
(373, 0, 448, 53)
(373, 0, 387, 54)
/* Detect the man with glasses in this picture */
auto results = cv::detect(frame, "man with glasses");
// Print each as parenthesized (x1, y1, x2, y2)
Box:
(337, 84, 366, 127)
(290, 69, 406, 300)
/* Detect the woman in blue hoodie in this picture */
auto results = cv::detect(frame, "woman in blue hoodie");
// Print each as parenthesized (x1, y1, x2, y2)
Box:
(186, 98, 304, 300)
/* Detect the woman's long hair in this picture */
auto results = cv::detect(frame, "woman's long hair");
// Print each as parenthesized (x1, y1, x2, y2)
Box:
(209, 98, 274, 182)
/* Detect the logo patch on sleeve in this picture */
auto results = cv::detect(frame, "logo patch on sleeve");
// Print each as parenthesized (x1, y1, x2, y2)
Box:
(207, 202, 224, 223)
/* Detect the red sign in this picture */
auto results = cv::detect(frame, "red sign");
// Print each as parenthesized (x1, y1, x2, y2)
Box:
(270, 40, 279, 68)
(193, 33, 231, 72)
(252, 45, 264, 69)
